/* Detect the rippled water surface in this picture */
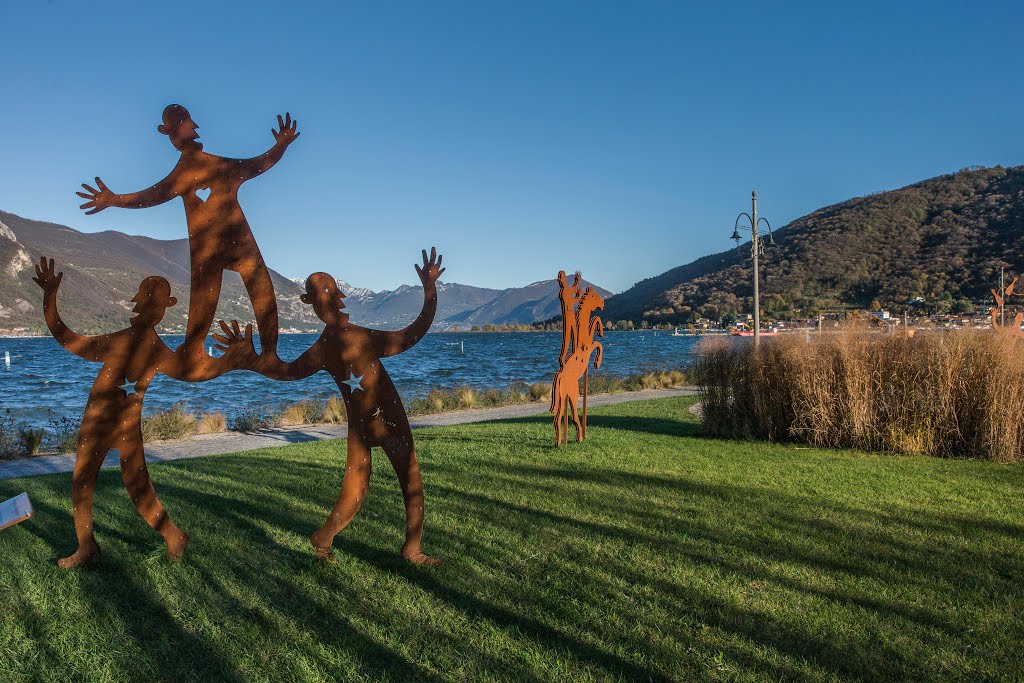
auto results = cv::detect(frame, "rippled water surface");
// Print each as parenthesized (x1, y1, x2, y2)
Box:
(0, 331, 703, 428)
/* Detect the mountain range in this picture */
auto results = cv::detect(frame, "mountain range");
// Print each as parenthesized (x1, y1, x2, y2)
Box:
(0, 210, 608, 335)
(604, 165, 1024, 323)
(5, 164, 1020, 335)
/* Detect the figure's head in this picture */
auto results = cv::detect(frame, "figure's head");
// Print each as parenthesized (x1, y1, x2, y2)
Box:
(157, 104, 201, 151)
(579, 287, 605, 313)
(557, 270, 581, 294)
(130, 276, 177, 328)
(300, 273, 348, 325)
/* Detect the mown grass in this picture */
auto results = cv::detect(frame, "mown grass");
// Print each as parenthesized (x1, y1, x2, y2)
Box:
(1, 397, 1022, 682)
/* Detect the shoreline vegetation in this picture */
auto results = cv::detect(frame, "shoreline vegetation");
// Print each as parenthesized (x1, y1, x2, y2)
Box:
(697, 326, 1024, 462)
(0, 369, 689, 460)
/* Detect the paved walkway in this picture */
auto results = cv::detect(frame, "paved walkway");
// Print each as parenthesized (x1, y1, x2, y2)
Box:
(0, 388, 697, 481)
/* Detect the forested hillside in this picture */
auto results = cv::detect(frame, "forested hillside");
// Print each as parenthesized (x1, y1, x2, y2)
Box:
(605, 165, 1024, 324)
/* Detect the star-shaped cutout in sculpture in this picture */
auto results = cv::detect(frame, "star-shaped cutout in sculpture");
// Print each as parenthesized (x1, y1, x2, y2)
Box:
(119, 379, 138, 396)
(342, 373, 364, 393)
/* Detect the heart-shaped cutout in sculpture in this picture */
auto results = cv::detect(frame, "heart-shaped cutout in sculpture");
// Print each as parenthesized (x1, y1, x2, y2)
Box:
(195, 187, 211, 202)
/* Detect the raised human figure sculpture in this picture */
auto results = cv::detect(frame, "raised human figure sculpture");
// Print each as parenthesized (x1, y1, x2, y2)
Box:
(76, 104, 299, 377)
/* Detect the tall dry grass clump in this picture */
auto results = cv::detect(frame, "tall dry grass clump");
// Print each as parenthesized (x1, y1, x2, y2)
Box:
(197, 412, 227, 434)
(322, 396, 347, 424)
(279, 399, 325, 426)
(141, 404, 198, 442)
(695, 329, 1024, 462)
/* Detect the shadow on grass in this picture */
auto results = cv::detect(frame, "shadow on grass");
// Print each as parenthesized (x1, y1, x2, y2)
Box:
(3, 421, 1023, 682)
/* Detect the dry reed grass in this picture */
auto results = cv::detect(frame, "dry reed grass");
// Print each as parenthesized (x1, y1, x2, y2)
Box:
(695, 328, 1024, 462)
(197, 412, 227, 434)
(322, 396, 346, 424)
(279, 399, 325, 426)
(141, 404, 198, 442)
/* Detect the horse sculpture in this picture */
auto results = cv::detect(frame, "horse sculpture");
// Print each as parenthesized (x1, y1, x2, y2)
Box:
(550, 283, 605, 445)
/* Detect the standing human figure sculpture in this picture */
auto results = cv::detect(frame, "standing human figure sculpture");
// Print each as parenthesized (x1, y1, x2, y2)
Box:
(556, 270, 582, 366)
(76, 104, 299, 377)
(33, 257, 249, 567)
(235, 248, 445, 565)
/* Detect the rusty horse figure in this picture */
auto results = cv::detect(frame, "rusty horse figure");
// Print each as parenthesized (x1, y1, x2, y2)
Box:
(550, 283, 605, 445)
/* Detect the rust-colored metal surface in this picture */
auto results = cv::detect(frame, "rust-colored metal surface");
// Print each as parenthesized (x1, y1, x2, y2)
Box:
(223, 248, 445, 565)
(34, 258, 247, 567)
(45, 104, 444, 568)
(991, 275, 1024, 337)
(77, 104, 299, 377)
(550, 271, 605, 446)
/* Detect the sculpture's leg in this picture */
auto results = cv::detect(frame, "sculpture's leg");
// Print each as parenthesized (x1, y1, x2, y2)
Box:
(119, 440, 188, 559)
(552, 393, 563, 447)
(58, 439, 107, 568)
(310, 434, 372, 559)
(382, 431, 440, 566)
(179, 266, 224, 379)
(239, 260, 280, 363)
(569, 392, 583, 442)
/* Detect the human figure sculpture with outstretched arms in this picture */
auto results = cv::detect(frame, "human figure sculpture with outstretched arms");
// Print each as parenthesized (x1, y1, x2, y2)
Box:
(229, 248, 445, 565)
(33, 257, 250, 567)
(76, 104, 299, 377)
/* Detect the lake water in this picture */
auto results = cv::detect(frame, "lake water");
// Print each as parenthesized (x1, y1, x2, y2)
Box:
(0, 331, 703, 428)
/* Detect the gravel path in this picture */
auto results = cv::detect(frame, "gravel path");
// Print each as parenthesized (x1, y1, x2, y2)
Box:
(0, 387, 697, 481)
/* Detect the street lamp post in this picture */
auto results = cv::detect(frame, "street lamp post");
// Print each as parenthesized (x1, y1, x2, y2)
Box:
(732, 190, 775, 345)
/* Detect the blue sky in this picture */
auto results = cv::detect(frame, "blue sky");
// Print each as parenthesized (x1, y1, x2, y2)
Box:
(2, 1, 1022, 293)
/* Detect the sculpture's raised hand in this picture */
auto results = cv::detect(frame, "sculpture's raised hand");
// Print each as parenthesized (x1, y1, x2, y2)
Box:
(76, 177, 115, 215)
(414, 247, 445, 287)
(272, 113, 300, 147)
(32, 257, 63, 294)
(212, 320, 257, 367)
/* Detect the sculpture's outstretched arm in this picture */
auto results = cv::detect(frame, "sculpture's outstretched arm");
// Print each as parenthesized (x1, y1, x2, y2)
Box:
(77, 169, 180, 214)
(33, 258, 109, 361)
(371, 248, 443, 358)
(237, 113, 300, 181)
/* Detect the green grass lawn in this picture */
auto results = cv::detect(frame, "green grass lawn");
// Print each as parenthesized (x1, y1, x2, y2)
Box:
(1, 397, 1022, 682)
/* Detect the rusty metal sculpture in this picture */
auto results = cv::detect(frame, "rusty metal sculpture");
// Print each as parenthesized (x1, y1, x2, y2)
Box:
(991, 275, 1024, 337)
(34, 258, 249, 567)
(231, 248, 445, 565)
(76, 104, 299, 378)
(550, 271, 605, 445)
(43, 103, 443, 568)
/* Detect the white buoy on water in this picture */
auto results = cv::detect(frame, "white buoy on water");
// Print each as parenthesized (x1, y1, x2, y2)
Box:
(461, 341, 464, 354)
(4, 351, 9, 370)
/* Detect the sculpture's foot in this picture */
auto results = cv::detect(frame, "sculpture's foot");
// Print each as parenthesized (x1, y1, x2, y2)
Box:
(165, 529, 189, 560)
(310, 530, 336, 561)
(58, 541, 100, 569)
(402, 545, 442, 567)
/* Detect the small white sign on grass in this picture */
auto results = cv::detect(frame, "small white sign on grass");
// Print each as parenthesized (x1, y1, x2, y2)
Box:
(0, 492, 33, 532)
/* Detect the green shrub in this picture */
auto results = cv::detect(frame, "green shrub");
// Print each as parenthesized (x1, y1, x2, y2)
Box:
(229, 408, 280, 432)
(18, 428, 45, 456)
(47, 415, 80, 453)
